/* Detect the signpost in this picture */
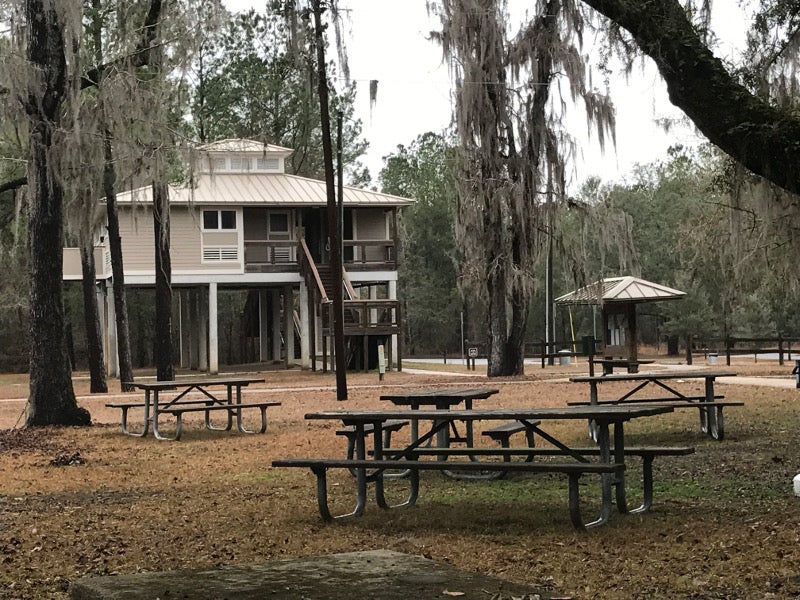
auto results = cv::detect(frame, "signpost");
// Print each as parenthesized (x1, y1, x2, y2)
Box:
(378, 344, 386, 381)
(467, 346, 478, 371)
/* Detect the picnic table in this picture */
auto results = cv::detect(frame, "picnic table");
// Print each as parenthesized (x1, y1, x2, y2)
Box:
(569, 370, 742, 440)
(380, 387, 499, 446)
(273, 404, 682, 530)
(107, 376, 279, 441)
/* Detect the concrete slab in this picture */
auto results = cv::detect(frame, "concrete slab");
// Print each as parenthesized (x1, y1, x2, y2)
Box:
(69, 549, 551, 600)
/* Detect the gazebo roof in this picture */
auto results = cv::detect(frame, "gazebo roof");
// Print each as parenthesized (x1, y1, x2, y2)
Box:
(555, 276, 686, 305)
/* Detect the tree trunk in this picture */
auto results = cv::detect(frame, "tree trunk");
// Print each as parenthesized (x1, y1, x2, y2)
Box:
(312, 0, 347, 399)
(153, 180, 174, 381)
(582, 0, 800, 195)
(89, 0, 136, 392)
(79, 240, 108, 393)
(103, 135, 135, 390)
(24, 0, 90, 426)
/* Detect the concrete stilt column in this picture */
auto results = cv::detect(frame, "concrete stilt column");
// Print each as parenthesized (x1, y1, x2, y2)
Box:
(199, 290, 208, 372)
(259, 289, 269, 362)
(389, 280, 398, 368)
(299, 282, 310, 369)
(209, 282, 219, 374)
(106, 282, 119, 378)
(271, 289, 281, 362)
(96, 285, 107, 367)
(189, 289, 199, 370)
(179, 290, 189, 369)
(284, 285, 295, 367)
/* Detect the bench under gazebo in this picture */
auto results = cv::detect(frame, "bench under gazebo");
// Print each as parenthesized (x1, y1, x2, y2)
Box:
(555, 276, 685, 373)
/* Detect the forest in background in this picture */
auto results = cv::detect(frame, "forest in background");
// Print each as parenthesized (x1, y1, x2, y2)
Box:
(3, 0, 800, 374)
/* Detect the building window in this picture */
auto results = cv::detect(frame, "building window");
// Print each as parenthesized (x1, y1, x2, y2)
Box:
(203, 210, 237, 230)
(211, 157, 226, 171)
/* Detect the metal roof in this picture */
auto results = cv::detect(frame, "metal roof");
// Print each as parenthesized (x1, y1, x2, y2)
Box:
(113, 172, 413, 207)
(555, 276, 686, 305)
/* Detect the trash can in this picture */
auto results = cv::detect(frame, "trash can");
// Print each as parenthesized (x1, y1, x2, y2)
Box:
(707, 352, 718, 366)
(558, 349, 571, 366)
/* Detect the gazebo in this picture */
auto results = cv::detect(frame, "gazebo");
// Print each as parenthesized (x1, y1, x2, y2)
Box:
(555, 276, 685, 367)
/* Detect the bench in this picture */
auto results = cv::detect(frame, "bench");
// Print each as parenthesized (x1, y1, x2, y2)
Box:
(336, 419, 410, 459)
(106, 400, 281, 441)
(481, 420, 539, 449)
(593, 358, 655, 375)
(272, 457, 625, 530)
(567, 394, 725, 405)
(381, 445, 694, 513)
(159, 401, 281, 440)
(106, 402, 149, 436)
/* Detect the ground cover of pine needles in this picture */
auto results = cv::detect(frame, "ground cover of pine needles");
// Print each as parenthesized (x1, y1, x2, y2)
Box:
(0, 364, 799, 599)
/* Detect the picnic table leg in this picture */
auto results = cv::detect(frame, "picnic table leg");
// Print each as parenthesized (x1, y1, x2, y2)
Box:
(152, 391, 179, 442)
(571, 421, 614, 529)
(612, 422, 629, 513)
(374, 421, 419, 509)
(627, 454, 655, 514)
(587, 381, 599, 441)
(202, 385, 234, 432)
(699, 377, 720, 439)
(119, 392, 150, 437)
(232, 385, 266, 434)
(317, 424, 368, 519)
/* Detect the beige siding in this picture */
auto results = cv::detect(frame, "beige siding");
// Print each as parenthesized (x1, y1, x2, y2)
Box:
(118, 206, 156, 271)
(118, 206, 241, 273)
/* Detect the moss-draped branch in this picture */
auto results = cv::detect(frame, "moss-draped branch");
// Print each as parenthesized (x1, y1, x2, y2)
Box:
(582, 0, 800, 195)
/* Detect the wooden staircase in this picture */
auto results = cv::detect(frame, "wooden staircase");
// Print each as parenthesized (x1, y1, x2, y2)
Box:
(297, 238, 401, 371)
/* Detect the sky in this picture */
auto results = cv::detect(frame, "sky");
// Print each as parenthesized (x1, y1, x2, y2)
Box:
(225, 1, 749, 190)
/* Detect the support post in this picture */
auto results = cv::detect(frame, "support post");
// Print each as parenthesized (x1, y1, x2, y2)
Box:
(209, 282, 219, 374)
(259, 289, 269, 362)
(106, 282, 119, 378)
(272, 289, 281, 362)
(199, 289, 208, 372)
(300, 282, 310, 369)
(284, 286, 294, 367)
(389, 279, 398, 370)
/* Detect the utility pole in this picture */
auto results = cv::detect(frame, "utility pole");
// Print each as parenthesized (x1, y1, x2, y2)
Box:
(312, 0, 347, 399)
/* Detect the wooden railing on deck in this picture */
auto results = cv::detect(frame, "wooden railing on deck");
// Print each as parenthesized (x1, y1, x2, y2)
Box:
(320, 299, 400, 336)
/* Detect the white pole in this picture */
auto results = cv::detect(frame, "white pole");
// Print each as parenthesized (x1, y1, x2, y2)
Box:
(209, 282, 218, 374)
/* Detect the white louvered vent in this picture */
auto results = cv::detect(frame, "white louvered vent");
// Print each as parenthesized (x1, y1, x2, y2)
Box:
(203, 247, 238, 261)
(256, 157, 280, 171)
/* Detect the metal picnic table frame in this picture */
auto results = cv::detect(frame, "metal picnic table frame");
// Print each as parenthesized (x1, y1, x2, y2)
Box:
(302, 404, 675, 528)
(569, 370, 739, 440)
(115, 376, 267, 441)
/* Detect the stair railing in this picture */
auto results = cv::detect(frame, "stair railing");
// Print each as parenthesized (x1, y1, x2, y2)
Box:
(298, 237, 328, 302)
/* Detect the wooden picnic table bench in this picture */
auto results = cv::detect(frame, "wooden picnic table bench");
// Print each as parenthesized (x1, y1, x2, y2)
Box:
(272, 457, 625, 530)
(569, 370, 740, 440)
(592, 358, 655, 375)
(380, 444, 695, 513)
(273, 405, 677, 530)
(108, 376, 276, 441)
